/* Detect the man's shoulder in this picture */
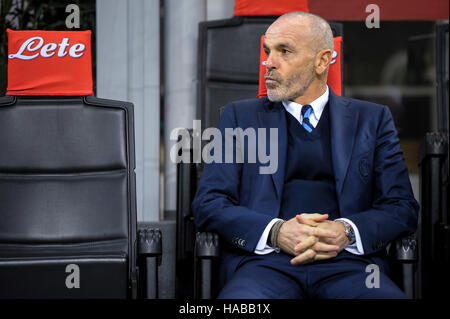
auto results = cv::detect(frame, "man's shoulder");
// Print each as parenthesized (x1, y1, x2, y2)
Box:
(223, 96, 272, 115)
(340, 95, 387, 114)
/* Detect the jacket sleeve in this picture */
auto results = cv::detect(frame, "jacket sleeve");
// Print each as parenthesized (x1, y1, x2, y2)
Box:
(347, 105, 419, 255)
(192, 103, 274, 253)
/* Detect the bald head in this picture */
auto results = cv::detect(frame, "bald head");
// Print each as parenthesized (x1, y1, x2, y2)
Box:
(271, 11, 334, 54)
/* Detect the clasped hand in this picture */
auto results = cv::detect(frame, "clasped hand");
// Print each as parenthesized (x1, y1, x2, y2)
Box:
(277, 213, 350, 265)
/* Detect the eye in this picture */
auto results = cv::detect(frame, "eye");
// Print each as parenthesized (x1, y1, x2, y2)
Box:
(282, 49, 290, 54)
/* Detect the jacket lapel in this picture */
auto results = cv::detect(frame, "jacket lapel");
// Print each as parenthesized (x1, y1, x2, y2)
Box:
(257, 99, 287, 200)
(329, 90, 359, 196)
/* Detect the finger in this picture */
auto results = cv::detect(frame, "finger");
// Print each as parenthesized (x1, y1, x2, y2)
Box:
(312, 251, 338, 261)
(290, 249, 316, 265)
(303, 213, 329, 221)
(309, 226, 338, 239)
(320, 237, 335, 245)
(291, 250, 338, 265)
(296, 215, 319, 226)
(294, 236, 318, 254)
(311, 241, 340, 253)
(296, 213, 328, 226)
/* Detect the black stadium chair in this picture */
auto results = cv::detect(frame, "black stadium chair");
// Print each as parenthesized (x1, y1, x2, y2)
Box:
(0, 95, 161, 298)
(417, 22, 449, 299)
(176, 16, 419, 299)
(181, 134, 419, 299)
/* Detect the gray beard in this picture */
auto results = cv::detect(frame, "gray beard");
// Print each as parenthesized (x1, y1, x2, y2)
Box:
(267, 69, 314, 102)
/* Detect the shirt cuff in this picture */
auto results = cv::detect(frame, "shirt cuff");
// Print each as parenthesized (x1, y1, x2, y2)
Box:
(335, 218, 364, 255)
(254, 218, 283, 255)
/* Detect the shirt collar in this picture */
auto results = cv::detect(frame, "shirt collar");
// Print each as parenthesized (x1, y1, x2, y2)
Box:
(281, 86, 329, 121)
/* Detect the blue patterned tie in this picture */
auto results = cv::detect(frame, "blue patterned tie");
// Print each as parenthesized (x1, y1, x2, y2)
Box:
(301, 104, 314, 133)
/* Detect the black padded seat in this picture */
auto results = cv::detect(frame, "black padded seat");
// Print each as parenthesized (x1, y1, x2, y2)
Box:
(0, 95, 137, 298)
(0, 252, 127, 298)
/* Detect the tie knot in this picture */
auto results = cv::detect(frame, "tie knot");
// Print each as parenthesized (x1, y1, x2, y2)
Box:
(301, 104, 312, 117)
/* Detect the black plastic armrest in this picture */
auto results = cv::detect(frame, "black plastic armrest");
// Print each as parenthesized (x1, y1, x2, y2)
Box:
(388, 234, 417, 262)
(138, 228, 162, 299)
(194, 232, 220, 299)
(388, 234, 418, 299)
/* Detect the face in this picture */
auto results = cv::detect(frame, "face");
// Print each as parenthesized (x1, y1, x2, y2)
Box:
(263, 18, 316, 102)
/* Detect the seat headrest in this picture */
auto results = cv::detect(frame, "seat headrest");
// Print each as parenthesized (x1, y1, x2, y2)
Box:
(6, 29, 93, 96)
(234, 0, 309, 16)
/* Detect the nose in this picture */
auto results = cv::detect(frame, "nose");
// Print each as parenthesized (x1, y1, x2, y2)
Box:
(265, 53, 277, 70)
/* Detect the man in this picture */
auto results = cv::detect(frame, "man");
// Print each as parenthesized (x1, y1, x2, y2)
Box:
(192, 11, 418, 298)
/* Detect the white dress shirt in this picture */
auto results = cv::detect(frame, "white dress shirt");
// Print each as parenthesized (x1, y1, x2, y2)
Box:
(254, 86, 364, 255)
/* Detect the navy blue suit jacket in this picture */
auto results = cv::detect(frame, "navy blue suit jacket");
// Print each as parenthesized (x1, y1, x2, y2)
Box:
(192, 90, 419, 278)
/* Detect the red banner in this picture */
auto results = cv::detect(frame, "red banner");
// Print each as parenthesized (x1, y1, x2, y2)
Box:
(234, 0, 309, 16)
(308, 0, 448, 21)
(258, 35, 342, 97)
(7, 29, 93, 96)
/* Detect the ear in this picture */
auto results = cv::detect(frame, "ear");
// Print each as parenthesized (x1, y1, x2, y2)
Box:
(315, 49, 332, 75)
